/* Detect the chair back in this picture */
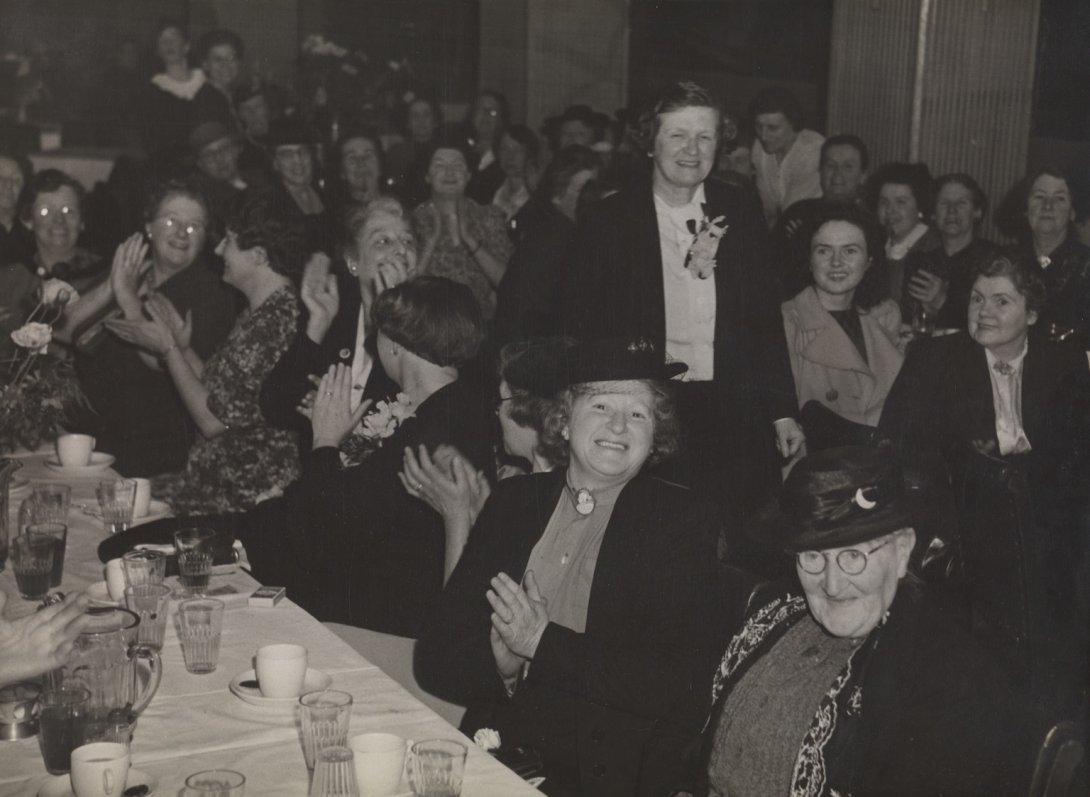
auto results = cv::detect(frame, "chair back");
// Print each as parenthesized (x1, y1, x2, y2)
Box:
(1028, 721, 1087, 797)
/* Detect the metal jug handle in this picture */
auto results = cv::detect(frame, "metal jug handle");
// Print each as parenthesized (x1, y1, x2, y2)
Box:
(128, 643, 162, 716)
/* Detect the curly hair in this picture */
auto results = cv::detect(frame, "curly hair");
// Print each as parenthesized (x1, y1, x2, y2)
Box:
(372, 276, 482, 368)
(971, 254, 1047, 314)
(223, 192, 307, 279)
(640, 81, 724, 149)
(498, 342, 567, 469)
(748, 86, 805, 131)
(538, 379, 682, 468)
(19, 169, 86, 223)
(142, 177, 211, 227)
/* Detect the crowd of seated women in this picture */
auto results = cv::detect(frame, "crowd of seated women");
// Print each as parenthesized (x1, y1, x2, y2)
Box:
(3, 51, 1090, 795)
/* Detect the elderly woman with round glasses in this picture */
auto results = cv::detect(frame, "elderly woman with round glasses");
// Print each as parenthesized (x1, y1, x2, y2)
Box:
(699, 445, 1042, 797)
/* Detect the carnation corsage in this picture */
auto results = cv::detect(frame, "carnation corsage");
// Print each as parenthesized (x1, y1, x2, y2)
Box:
(685, 209, 729, 280)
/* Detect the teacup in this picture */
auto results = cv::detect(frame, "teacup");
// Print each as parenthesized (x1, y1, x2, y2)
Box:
(350, 732, 408, 797)
(254, 643, 307, 698)
(56, 434, 95, 467)
(70, 741, 130, 797)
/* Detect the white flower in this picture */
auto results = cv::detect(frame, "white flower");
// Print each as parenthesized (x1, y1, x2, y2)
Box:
(41, 278, 79, 306)
(473, 728, 501, 752)
(11, 322, 52, 354)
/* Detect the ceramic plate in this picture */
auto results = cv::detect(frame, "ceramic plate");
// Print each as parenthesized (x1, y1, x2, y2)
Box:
(83, 499, 171, 526)
(37, 767, 158, 796)
(44, 452, 116, 475)
(229, 668, 332, 707)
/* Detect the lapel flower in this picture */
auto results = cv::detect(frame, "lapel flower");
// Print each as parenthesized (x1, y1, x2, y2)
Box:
(684, 205, 729, 280)
(339, 392, 415, 467)
(11, 322, 53, 355)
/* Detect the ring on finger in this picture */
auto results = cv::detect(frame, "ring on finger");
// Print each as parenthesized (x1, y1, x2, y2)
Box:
(413, 482, 423, 491)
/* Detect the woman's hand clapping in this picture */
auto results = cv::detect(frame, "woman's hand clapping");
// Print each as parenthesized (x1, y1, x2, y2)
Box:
(310, 364, 372, 450)
(400, 444, 491, 527)
(146, 293, 191, 352)
(109, 233, 150, 315)
(0, 590, 90, 684)
(301, 253, 339, 343)
(487, 571, 548, 660)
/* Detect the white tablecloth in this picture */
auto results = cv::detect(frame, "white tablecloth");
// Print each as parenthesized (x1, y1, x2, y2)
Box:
(1, 451, 537, 796)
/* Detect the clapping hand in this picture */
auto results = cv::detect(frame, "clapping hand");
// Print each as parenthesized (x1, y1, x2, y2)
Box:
(109, 233, 150, 312)
(309, 364, 372, 450)
(146, 293, 190, 352)
(487, 571, 548, 660)
(104, 310, 174, 355)
(399, 444, 491, 526)
(907, 269, 948, 312)
(301, 253, 339, 343)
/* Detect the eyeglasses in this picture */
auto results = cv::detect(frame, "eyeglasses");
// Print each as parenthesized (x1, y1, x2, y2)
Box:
(35, 205, 77, 219)
(796, 537, 894, 576)
(157, 216, 205, 236)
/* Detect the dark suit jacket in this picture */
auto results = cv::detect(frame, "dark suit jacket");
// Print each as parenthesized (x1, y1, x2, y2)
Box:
(879, 330, 1090, 481)
(260, 281, 397, 441)
(561, 176, 796, 426)
(417, 471, 732, 797)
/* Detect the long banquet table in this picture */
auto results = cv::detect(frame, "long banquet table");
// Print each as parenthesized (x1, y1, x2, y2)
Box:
(0, 450, 538, 796)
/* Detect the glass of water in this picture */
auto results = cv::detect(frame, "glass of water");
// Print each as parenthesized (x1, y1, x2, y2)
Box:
(96, 480, 136, 535)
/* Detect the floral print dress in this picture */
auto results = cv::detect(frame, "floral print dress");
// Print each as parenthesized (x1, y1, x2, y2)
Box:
(412, 198, 513, 319)
(153, 285, 302, 514)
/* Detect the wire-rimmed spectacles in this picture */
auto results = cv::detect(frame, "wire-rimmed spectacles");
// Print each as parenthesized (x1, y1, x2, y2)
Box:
(796, 537, 894, 576)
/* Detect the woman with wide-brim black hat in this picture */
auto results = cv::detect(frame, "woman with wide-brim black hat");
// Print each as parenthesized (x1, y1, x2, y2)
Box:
(266, 116, 332, 254)
(699, 444, 1044, 797)
(417, 337, 730, 797)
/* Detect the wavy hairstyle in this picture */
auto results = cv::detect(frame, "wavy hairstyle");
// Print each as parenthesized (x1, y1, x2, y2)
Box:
(372, 276, 482, 368)
(223, 191, 307, 279)
(539, 379, 682, 468)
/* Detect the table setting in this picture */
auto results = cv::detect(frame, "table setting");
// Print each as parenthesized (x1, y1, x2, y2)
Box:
(1, 442, 539, 797)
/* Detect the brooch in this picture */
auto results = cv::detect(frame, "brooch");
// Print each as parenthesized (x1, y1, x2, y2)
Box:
(574, 488, 595, 515)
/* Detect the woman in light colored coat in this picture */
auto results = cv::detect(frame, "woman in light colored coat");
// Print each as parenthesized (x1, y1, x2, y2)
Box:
(782, 206, 904, 449)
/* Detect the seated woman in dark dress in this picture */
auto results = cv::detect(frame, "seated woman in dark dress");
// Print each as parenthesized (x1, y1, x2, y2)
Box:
(142, 277, 494, 638)
(700, 445, 1043, 797)
(66, 179, 238, 476)
(880, 254, 1090, 714)
(417, 338, 727, 797)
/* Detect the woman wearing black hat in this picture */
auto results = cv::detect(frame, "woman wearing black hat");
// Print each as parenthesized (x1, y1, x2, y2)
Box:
(417, 338, 727, 797)
(700, 445, 1043, 797)
(266, 117, 332, 255)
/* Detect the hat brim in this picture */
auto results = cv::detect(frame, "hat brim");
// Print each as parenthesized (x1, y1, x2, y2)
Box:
(747, 497, 914, 553)
(569, 359, 687, 385)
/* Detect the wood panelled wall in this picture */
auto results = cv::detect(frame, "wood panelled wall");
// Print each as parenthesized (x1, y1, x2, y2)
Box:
(828, 0, 1041, 239)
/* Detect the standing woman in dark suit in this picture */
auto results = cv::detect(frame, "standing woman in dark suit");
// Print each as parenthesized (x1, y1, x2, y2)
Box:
(562, 81, 802, 521)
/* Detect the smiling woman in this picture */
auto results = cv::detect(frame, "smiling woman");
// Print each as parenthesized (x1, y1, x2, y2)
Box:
(418, 338, 731, 797)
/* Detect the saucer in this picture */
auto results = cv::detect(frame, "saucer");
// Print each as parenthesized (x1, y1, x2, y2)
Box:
(37, 767, 158, 796)
(44, 452, 116, 475)
(229, 668, 332, 707)
(83, 499, 171, 526)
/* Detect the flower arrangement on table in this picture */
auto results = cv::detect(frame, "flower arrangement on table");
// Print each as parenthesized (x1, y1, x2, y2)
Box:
(339, 392, 415, 467)
(1, 279, 85, 452)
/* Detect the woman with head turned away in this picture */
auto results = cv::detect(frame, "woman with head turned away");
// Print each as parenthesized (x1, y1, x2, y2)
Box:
(418, 339, 729, 797)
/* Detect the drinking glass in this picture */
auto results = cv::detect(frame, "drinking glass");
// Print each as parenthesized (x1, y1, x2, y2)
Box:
(184, 769, 246, 796)
(125, 584, 171, 651)
(309, 746, 359, 797)
(174, 528, 216, 594)
(122, 549, 166, 586)
(26, 522, 67, 587)
(178, 598, 224, 674)
(96, 480, 136, 535)
(409, 739, 466, 797)
(37, 686, 91, 775)
(31, 484, 71, 524)
(12, 533, 54, 600)
(300, 690, 354, 771)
